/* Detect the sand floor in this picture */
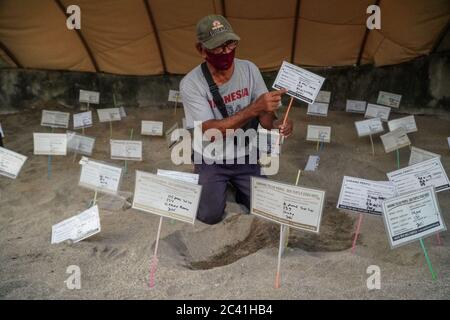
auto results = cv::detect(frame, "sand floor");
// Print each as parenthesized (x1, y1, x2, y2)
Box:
(0, 104, 449, 299)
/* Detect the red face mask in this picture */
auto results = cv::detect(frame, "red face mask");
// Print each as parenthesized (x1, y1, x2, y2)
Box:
(205, 49, 235, 71)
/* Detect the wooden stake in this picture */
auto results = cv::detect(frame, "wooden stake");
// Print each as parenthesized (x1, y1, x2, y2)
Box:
(420, 238, 437, 280)
(93, 190, 98, 206)
(149, 216, 164, 288)
(283, 169, 301, 250)
(369, 134, 375, 156)
(124, 128, 134, 174)
(174, 95, 178, 115)
(275, 224, 284, 289)
(351, 214, 364, 254)
(276, 96, 294, 145)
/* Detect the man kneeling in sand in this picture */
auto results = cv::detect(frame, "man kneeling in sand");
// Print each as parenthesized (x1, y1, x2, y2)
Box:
(180, 15, 293, 225)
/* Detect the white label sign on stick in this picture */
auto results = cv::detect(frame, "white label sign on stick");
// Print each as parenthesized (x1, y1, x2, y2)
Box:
(380, 128, 410, 153)
(41, 110, 70, 129)
(337, 176, 397, 215)
(307, 102, 329, 117)
(0, 147, 28, 179)
(51, 205, 101, 244)
(97, 108, 122, 122)
(157, 169, 199, 185)
(365, 104, 391, 122)
(67, 131, 95, 156)
(408, 147, 440, 166)
(166, 123, 180, 148)
(304, 155, 320, 172)
(382, 187, 446, 248)
(387, 157, 450, 194)
(315, 91, 331, 104)
(306, 125, 331, 143)
(73, 111, 93, 130)
(272, 61, 325, 104)
(377, 91, 402, 108)
(141, 121, 163, 136)
(346, 100, 367, 113)
(33, 133, 67, 156)
(119, 107, 126, 118)
(110, 140, 142, 161)
(132, 171, 202, 224)
(0, 123, 4, 138)
(388, 115, 417, 134)
(79, 157, 122, 195)
(168, 90, 182, 102)
(79, 90, 100, 104)
(355, 118, 384, 137)
(251, 177, 325, 233)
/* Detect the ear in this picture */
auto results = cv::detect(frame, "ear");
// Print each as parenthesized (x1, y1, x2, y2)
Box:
(196, 43, 207, 59)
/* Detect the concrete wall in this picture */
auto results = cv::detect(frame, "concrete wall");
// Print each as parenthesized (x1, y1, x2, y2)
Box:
(0, 52, 449, 117)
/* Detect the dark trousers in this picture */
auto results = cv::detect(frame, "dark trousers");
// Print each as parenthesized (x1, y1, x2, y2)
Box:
(194, 161, 264, 225)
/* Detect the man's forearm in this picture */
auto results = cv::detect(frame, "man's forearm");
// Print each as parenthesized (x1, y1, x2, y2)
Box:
(259, 111, 277, 130)
(202, 103, 259, 135)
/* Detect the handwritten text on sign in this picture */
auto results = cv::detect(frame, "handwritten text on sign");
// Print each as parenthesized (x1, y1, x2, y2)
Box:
(382, 187, 446, 248)
(272, 61, 325, 104)
(168, 90, 182, 103)
(388, 115, 417, 134)
(79, 90, 100, 104)
(377, 91, 401, 108)
(141, 121, 163, 136)
(355, 118, 384, 137)
(33, 133, 67, 156)
(79, 157, 122, 195)
(0, 146, 28, 179)
(250, 177, 325, 233)
(51, 205, 101, 244)
(97, 108, 121, 122)
(346, 100, 367, 113)
(315, 91, 331, 104)
(41, 110, 70, 129)
(132, 171, 202, 224)
(306, 125, 331, 143)
(380, 128, 410, 153)
(157, 169, 199, 185)
(387, 157, 450, 194)
(365, 104, 391, 122)
(307, 102, 329, 117)
(409, 147, 440, 166)
(73, 111, 93, 129)
(67, 132, 95, 156)
(337, 176, 397, 215)
(110, 140, 143, 161)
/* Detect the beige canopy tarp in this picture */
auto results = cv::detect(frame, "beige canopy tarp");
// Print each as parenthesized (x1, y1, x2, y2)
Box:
(0, 0, 449, 75)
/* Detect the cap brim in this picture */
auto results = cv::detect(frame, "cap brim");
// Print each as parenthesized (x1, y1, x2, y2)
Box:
(202, 32, 240, 50)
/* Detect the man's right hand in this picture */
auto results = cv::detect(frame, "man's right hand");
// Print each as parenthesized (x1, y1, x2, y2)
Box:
(252, 89, 287, 114)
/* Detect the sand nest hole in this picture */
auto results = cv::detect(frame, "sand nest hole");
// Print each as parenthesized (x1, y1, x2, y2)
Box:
(161, 202, 357, 270)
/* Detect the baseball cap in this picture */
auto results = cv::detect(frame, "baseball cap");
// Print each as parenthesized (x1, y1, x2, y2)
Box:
(196, 15, 240, 50)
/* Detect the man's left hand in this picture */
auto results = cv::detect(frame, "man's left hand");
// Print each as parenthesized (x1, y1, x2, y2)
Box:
(273, 119, 293, 137)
